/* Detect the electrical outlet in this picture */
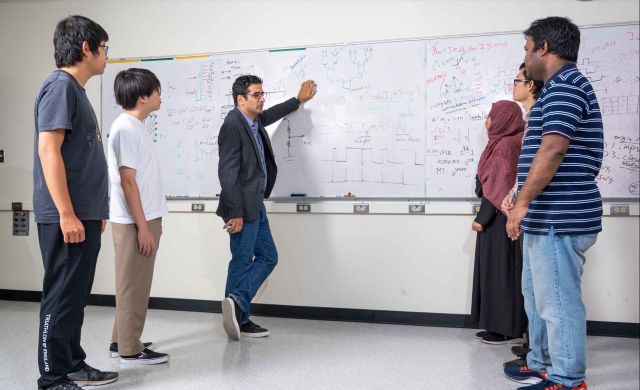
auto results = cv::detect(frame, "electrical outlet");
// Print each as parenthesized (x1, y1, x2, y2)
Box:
(353, 204, 369, 214)
(472, 203, 481, 214)
(610, 204, 630, 216)
(408, 204, 425, 214)
(296, 203, 311, 213)
(191, 203, 205, 212)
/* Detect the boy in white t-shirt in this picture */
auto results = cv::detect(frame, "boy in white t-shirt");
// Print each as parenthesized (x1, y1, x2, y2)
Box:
(107, 68, 169, 364)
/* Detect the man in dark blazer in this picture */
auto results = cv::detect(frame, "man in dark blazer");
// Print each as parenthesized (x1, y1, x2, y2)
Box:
(217, 75, 316, 340)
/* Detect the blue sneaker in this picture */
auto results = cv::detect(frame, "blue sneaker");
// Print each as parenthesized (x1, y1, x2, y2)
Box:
(504, 358, 547, 384)
(517, 379, 588, 390)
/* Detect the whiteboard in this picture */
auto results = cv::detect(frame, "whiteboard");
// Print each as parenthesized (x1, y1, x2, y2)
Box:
(424, 34, 523, 197)
(581, 25, 640, 198)
(270, 41, 426, 198)
(101, 23, 639, 199)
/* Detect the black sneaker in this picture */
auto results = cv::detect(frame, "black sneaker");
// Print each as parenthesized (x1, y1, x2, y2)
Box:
(222, 296, 242, 340)
(512, 344, 531, 358)
(475, 330, 490, 339)
(109, 341, 155, 357)
(481, 332, 524, 345)
(67, 365, 118, 386)
(120, 348, 169, 365)
(45, 379, 82, 390)
(240, 320, 270, 338)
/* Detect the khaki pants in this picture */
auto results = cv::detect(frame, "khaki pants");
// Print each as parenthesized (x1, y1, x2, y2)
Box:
(111, 218, 162, 356)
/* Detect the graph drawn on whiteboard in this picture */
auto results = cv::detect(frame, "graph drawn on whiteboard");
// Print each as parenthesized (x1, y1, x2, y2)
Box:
(271, 41, 427, 197)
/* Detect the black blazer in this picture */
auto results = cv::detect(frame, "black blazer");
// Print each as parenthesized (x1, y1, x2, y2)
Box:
(216, 97, 300, 222)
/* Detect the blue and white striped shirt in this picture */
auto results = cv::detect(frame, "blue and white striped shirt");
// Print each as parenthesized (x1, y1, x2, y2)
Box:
(517, 64, 603, 235)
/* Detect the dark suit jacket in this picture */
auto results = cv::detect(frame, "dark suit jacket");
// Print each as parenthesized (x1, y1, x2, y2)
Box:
(216, 97, 300, 222)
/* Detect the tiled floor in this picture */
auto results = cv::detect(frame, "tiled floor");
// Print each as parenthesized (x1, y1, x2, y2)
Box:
(1, 301, 637, 389)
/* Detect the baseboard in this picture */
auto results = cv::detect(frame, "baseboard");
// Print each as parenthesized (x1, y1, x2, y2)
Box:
(1, 289, 638, 338)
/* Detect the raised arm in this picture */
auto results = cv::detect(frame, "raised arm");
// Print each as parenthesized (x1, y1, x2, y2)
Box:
(259, 80, 317, 126)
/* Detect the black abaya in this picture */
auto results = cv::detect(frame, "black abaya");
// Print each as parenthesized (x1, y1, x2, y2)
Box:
(470, 177, 527, 338)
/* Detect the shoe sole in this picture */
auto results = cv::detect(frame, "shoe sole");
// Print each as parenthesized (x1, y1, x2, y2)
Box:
(109, 343, 156, 358)
(120, 355, 170, 365)
(481, 338, 524, 345)
(241, 331, 270, 338)
(504, 372, 544, 385)
(222, 298, 240, 341)
(72, 377, 118, 386)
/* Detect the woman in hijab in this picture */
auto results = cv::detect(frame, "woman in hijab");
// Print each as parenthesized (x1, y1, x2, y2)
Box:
(470, 100, 526, 344)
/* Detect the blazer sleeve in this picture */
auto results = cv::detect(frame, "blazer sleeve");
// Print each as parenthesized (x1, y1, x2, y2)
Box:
(259, 97, 300, 127)
(218, 121, 244, 218)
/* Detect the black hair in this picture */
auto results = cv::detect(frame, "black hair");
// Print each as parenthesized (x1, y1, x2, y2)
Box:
(232, 75, 263, 106)
(53, 15, 109, 68)
(114, 68, 161, 110)
(523, 16, 580, 62)
(518, 62, 544, 99)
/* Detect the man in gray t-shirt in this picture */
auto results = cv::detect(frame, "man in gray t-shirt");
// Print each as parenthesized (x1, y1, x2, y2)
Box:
(33, 70, 108, 222)
(33, 16, 117, 390)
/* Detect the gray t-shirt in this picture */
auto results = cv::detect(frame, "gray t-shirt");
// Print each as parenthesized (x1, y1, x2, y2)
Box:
(33, 70, 108, 223)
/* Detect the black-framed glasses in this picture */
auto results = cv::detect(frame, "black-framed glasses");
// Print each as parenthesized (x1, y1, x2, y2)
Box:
(98, 44, 109, 55)
(513, 78, 531, 85)
(245, 92, 266, 99)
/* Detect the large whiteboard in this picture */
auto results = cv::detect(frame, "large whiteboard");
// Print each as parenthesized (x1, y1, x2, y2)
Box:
(101, 23, 639, 199)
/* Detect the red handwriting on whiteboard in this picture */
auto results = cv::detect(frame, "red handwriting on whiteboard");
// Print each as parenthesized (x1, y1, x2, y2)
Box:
(426, 72, 448, 85)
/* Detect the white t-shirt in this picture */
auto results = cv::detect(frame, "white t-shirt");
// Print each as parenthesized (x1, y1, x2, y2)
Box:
(108, 112, 167, 224)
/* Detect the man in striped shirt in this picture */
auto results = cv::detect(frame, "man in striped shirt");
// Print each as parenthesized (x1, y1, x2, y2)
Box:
(503, 17, 603, 390)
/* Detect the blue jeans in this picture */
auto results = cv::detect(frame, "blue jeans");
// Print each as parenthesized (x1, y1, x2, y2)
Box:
(225, 204, 278, 325)
(522, 228, 598, 387)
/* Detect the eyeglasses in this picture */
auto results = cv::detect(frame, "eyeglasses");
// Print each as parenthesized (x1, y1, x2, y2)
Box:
(245, 92, 266, 99)
(98, 44, 109, 55)
(513, 78, 531, 85)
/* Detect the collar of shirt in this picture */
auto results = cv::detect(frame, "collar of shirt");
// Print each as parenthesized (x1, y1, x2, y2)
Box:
(237, 108, 258, 130)
(548, 63, 577, 83)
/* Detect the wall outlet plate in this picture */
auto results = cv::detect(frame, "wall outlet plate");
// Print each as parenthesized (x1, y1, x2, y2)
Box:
(408, 204, 425, 214)
(353, 204, 369, 214)
(610, 204, 630, 216)
(296, 203, 311, 213)
(13, 210, 29, 236)
(472, 203, 481, 214)
(191, 203, 205, 212)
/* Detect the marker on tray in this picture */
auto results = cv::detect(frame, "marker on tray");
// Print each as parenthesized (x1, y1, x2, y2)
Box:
(290, 193, 307, 197)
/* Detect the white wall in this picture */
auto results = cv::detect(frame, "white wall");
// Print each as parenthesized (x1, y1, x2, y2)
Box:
(0, 0, 638, 323)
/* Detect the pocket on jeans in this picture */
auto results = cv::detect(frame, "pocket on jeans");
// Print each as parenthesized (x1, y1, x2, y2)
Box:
(573, 233, 598, 253)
